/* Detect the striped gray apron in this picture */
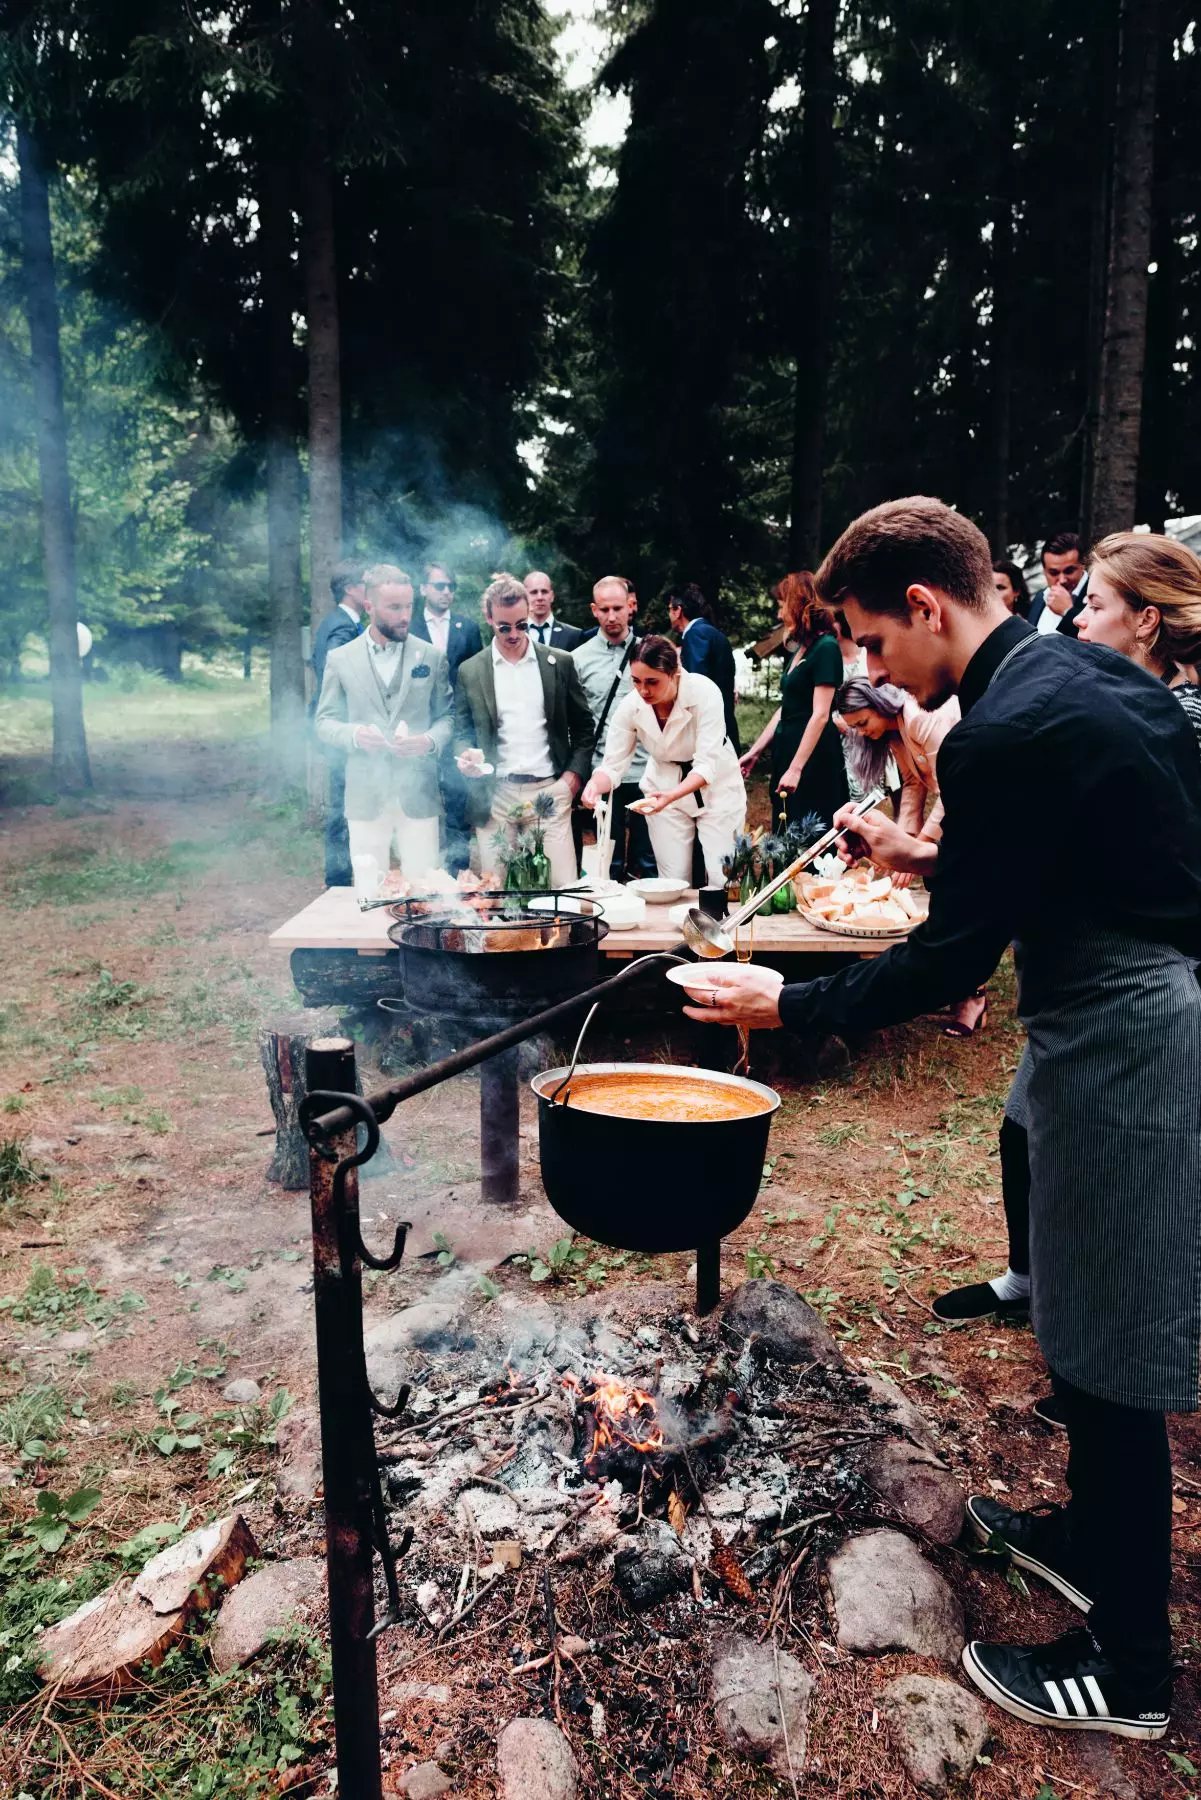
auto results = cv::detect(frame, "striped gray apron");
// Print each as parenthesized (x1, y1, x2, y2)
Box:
(1010, 927, 1201, 1412)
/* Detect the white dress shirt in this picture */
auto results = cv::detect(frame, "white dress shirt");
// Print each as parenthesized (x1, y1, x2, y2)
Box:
(491, 638, 553, 777)
(530, 615, 558, 646)
(1036, 573, 1087, 634)
(423, 608, 451, 655)
(367, 630, 404, 686)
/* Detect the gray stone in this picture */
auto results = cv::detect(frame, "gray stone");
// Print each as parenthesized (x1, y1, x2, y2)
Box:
(275, 1409, 322, 1500)
(860, 1440, 965, 1546)
(209, 1559, 325, 1672)
(398, 1762, 451, 1798)
(721, 1280, 842, 1367)
(1075, 1734, 1140, 1800)
(878, 1675, 989, 1797)
(497, 1717, 579, 1800)
(221, 1378, 262, 1406)
(612, 1546, 691, 1612)
(827, 1530, 964, 1665)
(710, 1632, 812, 1780)
(366, 1302, 472, 1363)
(395, 1682, 452, 1705)
(546, 1327, 590, 1373)
(859, 1372, 939, 1451)
(53, 1329, 92, 1352)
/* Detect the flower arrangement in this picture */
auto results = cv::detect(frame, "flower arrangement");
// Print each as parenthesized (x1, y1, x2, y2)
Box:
(721, 812, 828, 913)
(493, 790, 556, 891)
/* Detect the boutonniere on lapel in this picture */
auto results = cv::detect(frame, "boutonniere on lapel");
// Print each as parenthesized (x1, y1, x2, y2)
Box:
(547, 654, 557, 666)
(411, 664, 430, 678)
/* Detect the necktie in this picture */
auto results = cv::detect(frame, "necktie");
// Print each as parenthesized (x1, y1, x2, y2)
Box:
(535, 623, 548, 644)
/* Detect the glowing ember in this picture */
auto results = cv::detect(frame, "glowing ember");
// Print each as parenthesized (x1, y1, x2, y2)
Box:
(563, 1372, 666, 1471)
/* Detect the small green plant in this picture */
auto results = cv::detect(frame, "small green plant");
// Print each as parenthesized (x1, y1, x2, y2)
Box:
(524, 1236, 589, 1283)
(0, 1263, 145, 1330)
(816, 1120, 867, 1149)
(0, 1136, 43, 1208)
(744, 1238, 777, 1281)
(431, 1231, 457, 1269)
(474, 1272, 500, 1301)
(0, 1384, 68, 1466)
(2, 1094, 29, 1114)
(23, 1486, 102, 1555)
(207, 1387, 294, 1478)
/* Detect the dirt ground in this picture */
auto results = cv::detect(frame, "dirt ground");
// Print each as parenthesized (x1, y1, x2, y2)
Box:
(0, 692, 1198, 1799)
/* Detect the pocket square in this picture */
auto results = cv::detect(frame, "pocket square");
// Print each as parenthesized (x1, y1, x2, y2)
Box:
(411, 665, 430, 678)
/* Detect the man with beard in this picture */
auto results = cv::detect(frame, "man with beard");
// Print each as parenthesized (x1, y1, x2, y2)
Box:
(411, 560, 482, 871)
(315, 563, 453, 886)
(680, 497, 1201, 1744)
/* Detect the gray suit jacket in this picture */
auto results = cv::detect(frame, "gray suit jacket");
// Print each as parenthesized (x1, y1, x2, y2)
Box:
(315, 632, 453, 821)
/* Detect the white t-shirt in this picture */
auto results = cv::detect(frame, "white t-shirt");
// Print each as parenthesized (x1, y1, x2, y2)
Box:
(491, 639, 553, 777)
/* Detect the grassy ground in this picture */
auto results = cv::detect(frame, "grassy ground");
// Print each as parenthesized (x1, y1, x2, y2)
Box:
(0, 681, 1197, 1798)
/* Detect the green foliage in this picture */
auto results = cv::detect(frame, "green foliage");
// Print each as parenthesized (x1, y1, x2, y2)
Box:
(0, 1135, 43, 1207)
(23, 1486, 102, 1555)
(0, 1382, 67, 1466)
(744, 1238, 777, 1281)
(0, 1261, 145, 1329)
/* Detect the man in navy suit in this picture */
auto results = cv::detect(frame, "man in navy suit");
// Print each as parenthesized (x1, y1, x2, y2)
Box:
(411, 562, 483, 871)
(1027, 532, 1088, 638)
(523, 570, 584, 650)
(311, 559, 367, 885)
(668, 583, 742, 753)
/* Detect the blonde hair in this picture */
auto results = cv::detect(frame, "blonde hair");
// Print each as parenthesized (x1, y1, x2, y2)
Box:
(1090, 533, 1201, 668)
(482, 573, 528, 615)
(362, 563, 412, 595)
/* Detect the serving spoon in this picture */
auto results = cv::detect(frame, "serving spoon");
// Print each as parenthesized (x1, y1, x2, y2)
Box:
(680, 789, 886, 959)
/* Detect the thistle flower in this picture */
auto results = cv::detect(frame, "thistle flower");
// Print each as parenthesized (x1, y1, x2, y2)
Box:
(489, 829, 510, 858)
(532, 790, 556, 822)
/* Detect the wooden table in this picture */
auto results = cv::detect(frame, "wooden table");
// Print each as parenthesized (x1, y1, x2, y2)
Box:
(271, 887, 890, 1008)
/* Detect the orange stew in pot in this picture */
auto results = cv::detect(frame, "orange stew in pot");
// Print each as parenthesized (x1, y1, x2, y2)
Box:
(556, 1072, 771, 1122)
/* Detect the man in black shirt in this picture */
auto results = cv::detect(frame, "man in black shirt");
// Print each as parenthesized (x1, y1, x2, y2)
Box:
(686, 497, 1201, 1742)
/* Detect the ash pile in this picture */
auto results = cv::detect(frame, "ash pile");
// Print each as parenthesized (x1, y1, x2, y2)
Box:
(366, 1277, 985, 1797)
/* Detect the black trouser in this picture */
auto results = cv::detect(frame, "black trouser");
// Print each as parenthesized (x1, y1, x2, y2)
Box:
(1050, 1370, 1173, 1687)
(440, 756, 472, 875)
(324, 757, 352, 887)
(611, 782, 656, 880)
(999, 1115, 1031, 1276)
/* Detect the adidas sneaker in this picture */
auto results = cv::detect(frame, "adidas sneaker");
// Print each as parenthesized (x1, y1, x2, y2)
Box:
(963, 1627, 1171, 1740)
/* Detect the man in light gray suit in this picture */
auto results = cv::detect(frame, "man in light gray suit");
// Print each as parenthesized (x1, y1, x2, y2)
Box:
(315, 563, 453, 886)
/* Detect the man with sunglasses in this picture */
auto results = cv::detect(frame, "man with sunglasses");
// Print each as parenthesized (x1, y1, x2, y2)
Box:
(412, 562, 483, 872)
(455, 574, 594, 887)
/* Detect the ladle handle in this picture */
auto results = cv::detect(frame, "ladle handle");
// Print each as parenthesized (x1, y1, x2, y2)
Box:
(722, 788, 886, 934)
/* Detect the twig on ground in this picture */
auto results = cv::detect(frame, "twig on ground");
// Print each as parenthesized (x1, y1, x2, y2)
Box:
(773, 1638, 802, 1800)
(771, 1510, 834, 1544)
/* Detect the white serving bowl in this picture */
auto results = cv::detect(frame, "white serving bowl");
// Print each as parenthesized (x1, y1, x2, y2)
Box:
(628, 877, 690, 904)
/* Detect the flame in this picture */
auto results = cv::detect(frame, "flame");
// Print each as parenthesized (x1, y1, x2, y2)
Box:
(564, 1371, 666, 1464)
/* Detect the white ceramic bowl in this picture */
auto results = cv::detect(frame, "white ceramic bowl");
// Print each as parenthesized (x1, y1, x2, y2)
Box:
(628, 877, 690, 904)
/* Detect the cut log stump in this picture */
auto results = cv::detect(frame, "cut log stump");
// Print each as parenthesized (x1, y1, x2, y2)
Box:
(260, 1011, 395, 1188)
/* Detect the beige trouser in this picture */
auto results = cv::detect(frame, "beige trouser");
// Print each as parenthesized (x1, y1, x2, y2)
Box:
(348, 802, 441, 888)
(475, 776, 578, 889)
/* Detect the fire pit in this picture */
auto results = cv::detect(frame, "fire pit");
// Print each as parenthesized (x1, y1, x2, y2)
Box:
(386, 908, 611, 1205)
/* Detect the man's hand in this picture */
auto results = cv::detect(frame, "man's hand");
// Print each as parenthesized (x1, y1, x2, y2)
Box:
(830, 802, 932, 876)
(1046, 581, 1073, 617)
(390, 731, 433, 758)
(354, 725, 391, 754)
(560, 771, 582, 801)
(680, 964, 785, 1029)
(457, 748, 488, 778)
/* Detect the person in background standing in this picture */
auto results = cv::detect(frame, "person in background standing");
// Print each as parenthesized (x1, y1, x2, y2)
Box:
(739, 573, 848, 828)
(571, 577, 655, 880)
(992, 558, 1032, 617)
(1077, 532, 1201, 748)
(411, 561, 483, 872)
(455, 575, 593, 887)
(315, 565, 452, 888)
(669, 584, 741, 752)
(523, 570, 583, 650)
(310, 558, 367, 886)
(1028, 531, 1087, 636)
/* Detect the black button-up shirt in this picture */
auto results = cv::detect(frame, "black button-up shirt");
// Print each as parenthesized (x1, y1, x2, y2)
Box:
(778, 617, 1201, 1037)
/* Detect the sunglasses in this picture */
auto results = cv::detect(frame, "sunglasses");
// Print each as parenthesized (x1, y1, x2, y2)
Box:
(494, 620, 530, 635)
(429, 580, 456, 593)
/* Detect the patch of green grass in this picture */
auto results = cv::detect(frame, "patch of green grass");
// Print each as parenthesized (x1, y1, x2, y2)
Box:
(0, 1383, 68, 1466)
(816, 1120, 867, 1149)
(0, 1136, 44, 1208)
(1, 1093, 29, 1114)
(0, 1262, 145, 1331)
(4, 845, 187, 910)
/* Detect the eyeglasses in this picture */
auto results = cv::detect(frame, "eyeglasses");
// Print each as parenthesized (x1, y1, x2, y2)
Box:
(429, 581, 456, 593)
(494, 620, 530, 636)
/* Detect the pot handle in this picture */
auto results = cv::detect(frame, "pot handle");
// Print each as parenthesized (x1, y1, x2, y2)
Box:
(548, 948, 690, 1105)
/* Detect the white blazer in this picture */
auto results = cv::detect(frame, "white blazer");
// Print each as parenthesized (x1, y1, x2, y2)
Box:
(599, 671, 745, 817)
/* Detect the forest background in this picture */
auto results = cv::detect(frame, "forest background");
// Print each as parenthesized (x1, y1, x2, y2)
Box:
(2, 0, 1197, 792)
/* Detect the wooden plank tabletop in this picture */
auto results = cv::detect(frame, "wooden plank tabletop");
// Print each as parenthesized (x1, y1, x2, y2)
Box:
(269, 887, 892, 958)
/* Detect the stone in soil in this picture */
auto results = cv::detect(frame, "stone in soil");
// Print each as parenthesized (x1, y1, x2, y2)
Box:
(877, 1674, 989, 1797)
(858, 1371, 940, 1451)
(710, 1632, 812, 1780)
(827, 1529, 964, 1664)
(365, 1301, 475, 1395)
(721, 1279, 842, 1367)
(209, 1558, 325, 1673)
(1074, 1733, 1140, 1800)
(496, 1717, 579, 1800)
(221, 1377, 262, 1405)
(394, 1682, 452, 1704)
(612, 1545, 692, 1611)
(859, 1439, 965, 1546)
(275, 1407, 322, 1501)
(397, 1763, 452, 1798)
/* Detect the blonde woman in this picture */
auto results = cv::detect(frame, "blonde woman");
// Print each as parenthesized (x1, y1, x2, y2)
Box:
(1077, 533, 1201, 746)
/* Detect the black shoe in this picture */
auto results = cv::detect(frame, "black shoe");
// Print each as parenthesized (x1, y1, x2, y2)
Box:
(931, 1280, 1029, 1323)
(1033, 1393, 1068, 1431)
(966, 1495, 1093, 1611)
(963, 1627, 1171, 1739)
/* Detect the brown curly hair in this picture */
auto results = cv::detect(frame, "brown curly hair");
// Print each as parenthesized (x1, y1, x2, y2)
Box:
(773, 571, 838, 646)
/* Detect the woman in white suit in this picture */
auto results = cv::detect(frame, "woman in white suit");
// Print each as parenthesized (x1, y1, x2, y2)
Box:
(580, 636, 747, 886)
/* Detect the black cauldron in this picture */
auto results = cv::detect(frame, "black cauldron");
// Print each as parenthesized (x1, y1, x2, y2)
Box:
(531, 1061, 780, 1312)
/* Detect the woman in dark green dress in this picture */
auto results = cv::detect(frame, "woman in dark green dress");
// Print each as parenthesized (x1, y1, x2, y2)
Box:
(740, 573, 850, 827)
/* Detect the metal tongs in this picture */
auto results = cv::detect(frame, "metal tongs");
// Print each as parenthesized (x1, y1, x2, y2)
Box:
(680, 789, 886, 959)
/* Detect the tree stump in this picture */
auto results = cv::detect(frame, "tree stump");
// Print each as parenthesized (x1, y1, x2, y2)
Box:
(260, 1010, 395, 1188)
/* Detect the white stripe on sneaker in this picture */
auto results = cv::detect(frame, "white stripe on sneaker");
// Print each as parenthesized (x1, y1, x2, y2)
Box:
(1062, 1677, 1090, 1717)
(1043, 1680, 1071, 1718)
(1082, 1675, 1109, 1715)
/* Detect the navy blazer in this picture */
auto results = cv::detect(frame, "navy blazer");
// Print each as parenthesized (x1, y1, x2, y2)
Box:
(310, 604, 362, 716)
(410, 603, 484, 685)
(529, 619, 584, 652)
(1027, 578, 1087, 638)
(679, 618, 741, 752)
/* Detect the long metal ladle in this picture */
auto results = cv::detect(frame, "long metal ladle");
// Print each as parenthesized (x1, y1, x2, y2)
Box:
(680, 788, 887, 959)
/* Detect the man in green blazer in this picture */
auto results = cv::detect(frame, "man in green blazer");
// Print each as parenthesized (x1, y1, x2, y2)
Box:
(315, 564, 453, 887)
(454, 574, 595, 887)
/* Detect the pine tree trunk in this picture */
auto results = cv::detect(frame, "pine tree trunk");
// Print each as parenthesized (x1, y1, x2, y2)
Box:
(300, 0, 342, 650)
(17, 125, 90, 793)
(259, 142, 306, 795)
(988, 170, 1016, 555)
(1091, 0, 1160, 540)
(787, 0, 837, 571)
